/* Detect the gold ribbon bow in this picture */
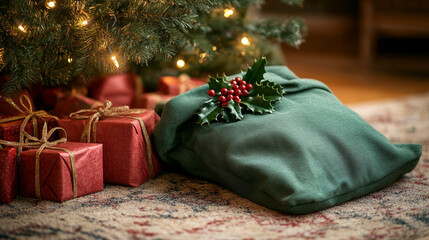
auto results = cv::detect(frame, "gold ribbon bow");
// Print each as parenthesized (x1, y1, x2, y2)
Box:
(69, 101, 154, 177)
(0, 123, 77, 199)
(0, 95, 59, 153)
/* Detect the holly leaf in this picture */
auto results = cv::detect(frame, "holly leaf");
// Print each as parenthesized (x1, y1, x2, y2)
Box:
(208, 74, 230, 93)
(197, 99, 223, 125)
(242, 57, 267, 85)
(250, 80, 284, 102)
(242, 95, 275, 114)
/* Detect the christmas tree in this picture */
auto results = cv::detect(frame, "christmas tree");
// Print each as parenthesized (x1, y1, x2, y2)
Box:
(0, 0, 305, 96)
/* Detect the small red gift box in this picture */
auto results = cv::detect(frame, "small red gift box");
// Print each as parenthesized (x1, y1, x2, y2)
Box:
(0, 147, 18, 203)
(52, 93, 103, 118)
(158, 75, 206, 96)
(0, 76, 36, 117)
(20, 142, 104, 202)
(88, 73, 138, 107)
(58, 110, 161, 187)
(133, 92, 174, 110)
(0, 117, 57, 143)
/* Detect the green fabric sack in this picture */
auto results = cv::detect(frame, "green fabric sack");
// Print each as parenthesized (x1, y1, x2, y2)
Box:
(153, 66, 421, 214)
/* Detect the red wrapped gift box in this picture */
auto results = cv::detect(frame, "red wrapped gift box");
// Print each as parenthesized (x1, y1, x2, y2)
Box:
(0, 147, 18, 203)
(133, 92, 174, 110)
(0, 117, 57, 143)
(158, 75, 206, 96)
(52, 93, 103, 118)
(58, 110, 161, 187)
(20, 142, 104, 202)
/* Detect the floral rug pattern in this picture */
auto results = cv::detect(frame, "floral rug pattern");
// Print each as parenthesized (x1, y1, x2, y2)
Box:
(1, 93, 429, 240)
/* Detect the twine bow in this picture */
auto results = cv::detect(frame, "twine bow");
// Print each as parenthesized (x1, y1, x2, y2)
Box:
(0, 95, 59, 153)
(0, 123, 77, 199)
(69, 101, 154, 177)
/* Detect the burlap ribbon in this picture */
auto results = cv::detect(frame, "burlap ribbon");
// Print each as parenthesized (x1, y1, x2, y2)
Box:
(69, 101, 154, 177)
(0, 95, 59, 153)
(0, 123, 77, 199)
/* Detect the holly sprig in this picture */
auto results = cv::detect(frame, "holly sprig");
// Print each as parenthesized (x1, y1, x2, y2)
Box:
(197, 57, 284, 125)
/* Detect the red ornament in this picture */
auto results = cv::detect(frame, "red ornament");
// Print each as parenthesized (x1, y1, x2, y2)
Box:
(221, 88, 228, 95)
(208, 89, 216, 96)
(243, 90, 248, 96)
(246, 84, 253, 91)
(218, 96, 226, 103)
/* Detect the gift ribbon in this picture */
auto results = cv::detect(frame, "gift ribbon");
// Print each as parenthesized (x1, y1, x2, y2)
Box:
(0, 95, 59, 153)
(0, 123, 77, 199)
(69, 101, 154, 177)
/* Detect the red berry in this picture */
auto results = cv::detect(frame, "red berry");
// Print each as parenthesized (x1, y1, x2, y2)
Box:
(208, 89, 216, 96)
(235, 76, 242, 82)
(235, 89, 242, 96)
(221, 88, 228, 95)
(241, 80, 246, 86)
(222, 101, 229, 107)
(226, 94, 233, 101)
(246, 84, 253, 91)
(228, 89, 235, 95)
(232, 84, 239, 90)
(230, 80, 237, 85)
(234, 96, 241, 103)
(239, 84, 246, 91)
(242, 90, 248, 96)
(218, 96, 226, 103)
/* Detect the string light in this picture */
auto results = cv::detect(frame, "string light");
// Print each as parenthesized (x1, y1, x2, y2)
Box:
(212, 46, 217, 51)
(107, 46, 120, 68)
(67, 58, 73, 63)
(241, 37, 250, 46)
(45, 0, 56, 9)
(14, 19, 26, 33)
(80, 20, 88, 26)
(224, 8, 234, 18)
(176, 59, 185, 68)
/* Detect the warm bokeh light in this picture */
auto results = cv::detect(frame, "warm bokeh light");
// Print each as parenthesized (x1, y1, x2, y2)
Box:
(241, 37, 250, 46)
(81, 20, 88, 26)
(212, 46, 217, 51)
(67, 58, 73, 63)
(176, 59, 185, 68)
(224, 9, 234, 18)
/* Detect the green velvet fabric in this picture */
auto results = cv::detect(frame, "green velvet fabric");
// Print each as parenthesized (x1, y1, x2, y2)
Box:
(153, 66, 422, 214)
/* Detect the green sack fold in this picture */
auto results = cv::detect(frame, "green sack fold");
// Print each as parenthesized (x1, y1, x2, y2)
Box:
(153, 66, 421, 214)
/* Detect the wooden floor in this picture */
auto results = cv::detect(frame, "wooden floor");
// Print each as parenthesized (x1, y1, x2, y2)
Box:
(281, 50, 429, 104)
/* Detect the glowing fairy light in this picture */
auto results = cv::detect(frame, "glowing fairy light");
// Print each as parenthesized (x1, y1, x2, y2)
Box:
(67, 58, 73, 63)
(241, 37, 250, 46)
(107, 46, 120, 68)
(224, 8, 234, 18)
(176, 59, 185, 68)
(81, 20, 88, 26)
(46, 0, 56, 9)
(212, 46, 217, 51)
(18, 25, 26, 32)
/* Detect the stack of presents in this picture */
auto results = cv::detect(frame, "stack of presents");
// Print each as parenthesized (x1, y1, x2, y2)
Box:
(0, 73, 206, 203)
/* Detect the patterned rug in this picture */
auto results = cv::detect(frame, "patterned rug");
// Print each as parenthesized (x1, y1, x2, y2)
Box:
(1, 93, 429, 240)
